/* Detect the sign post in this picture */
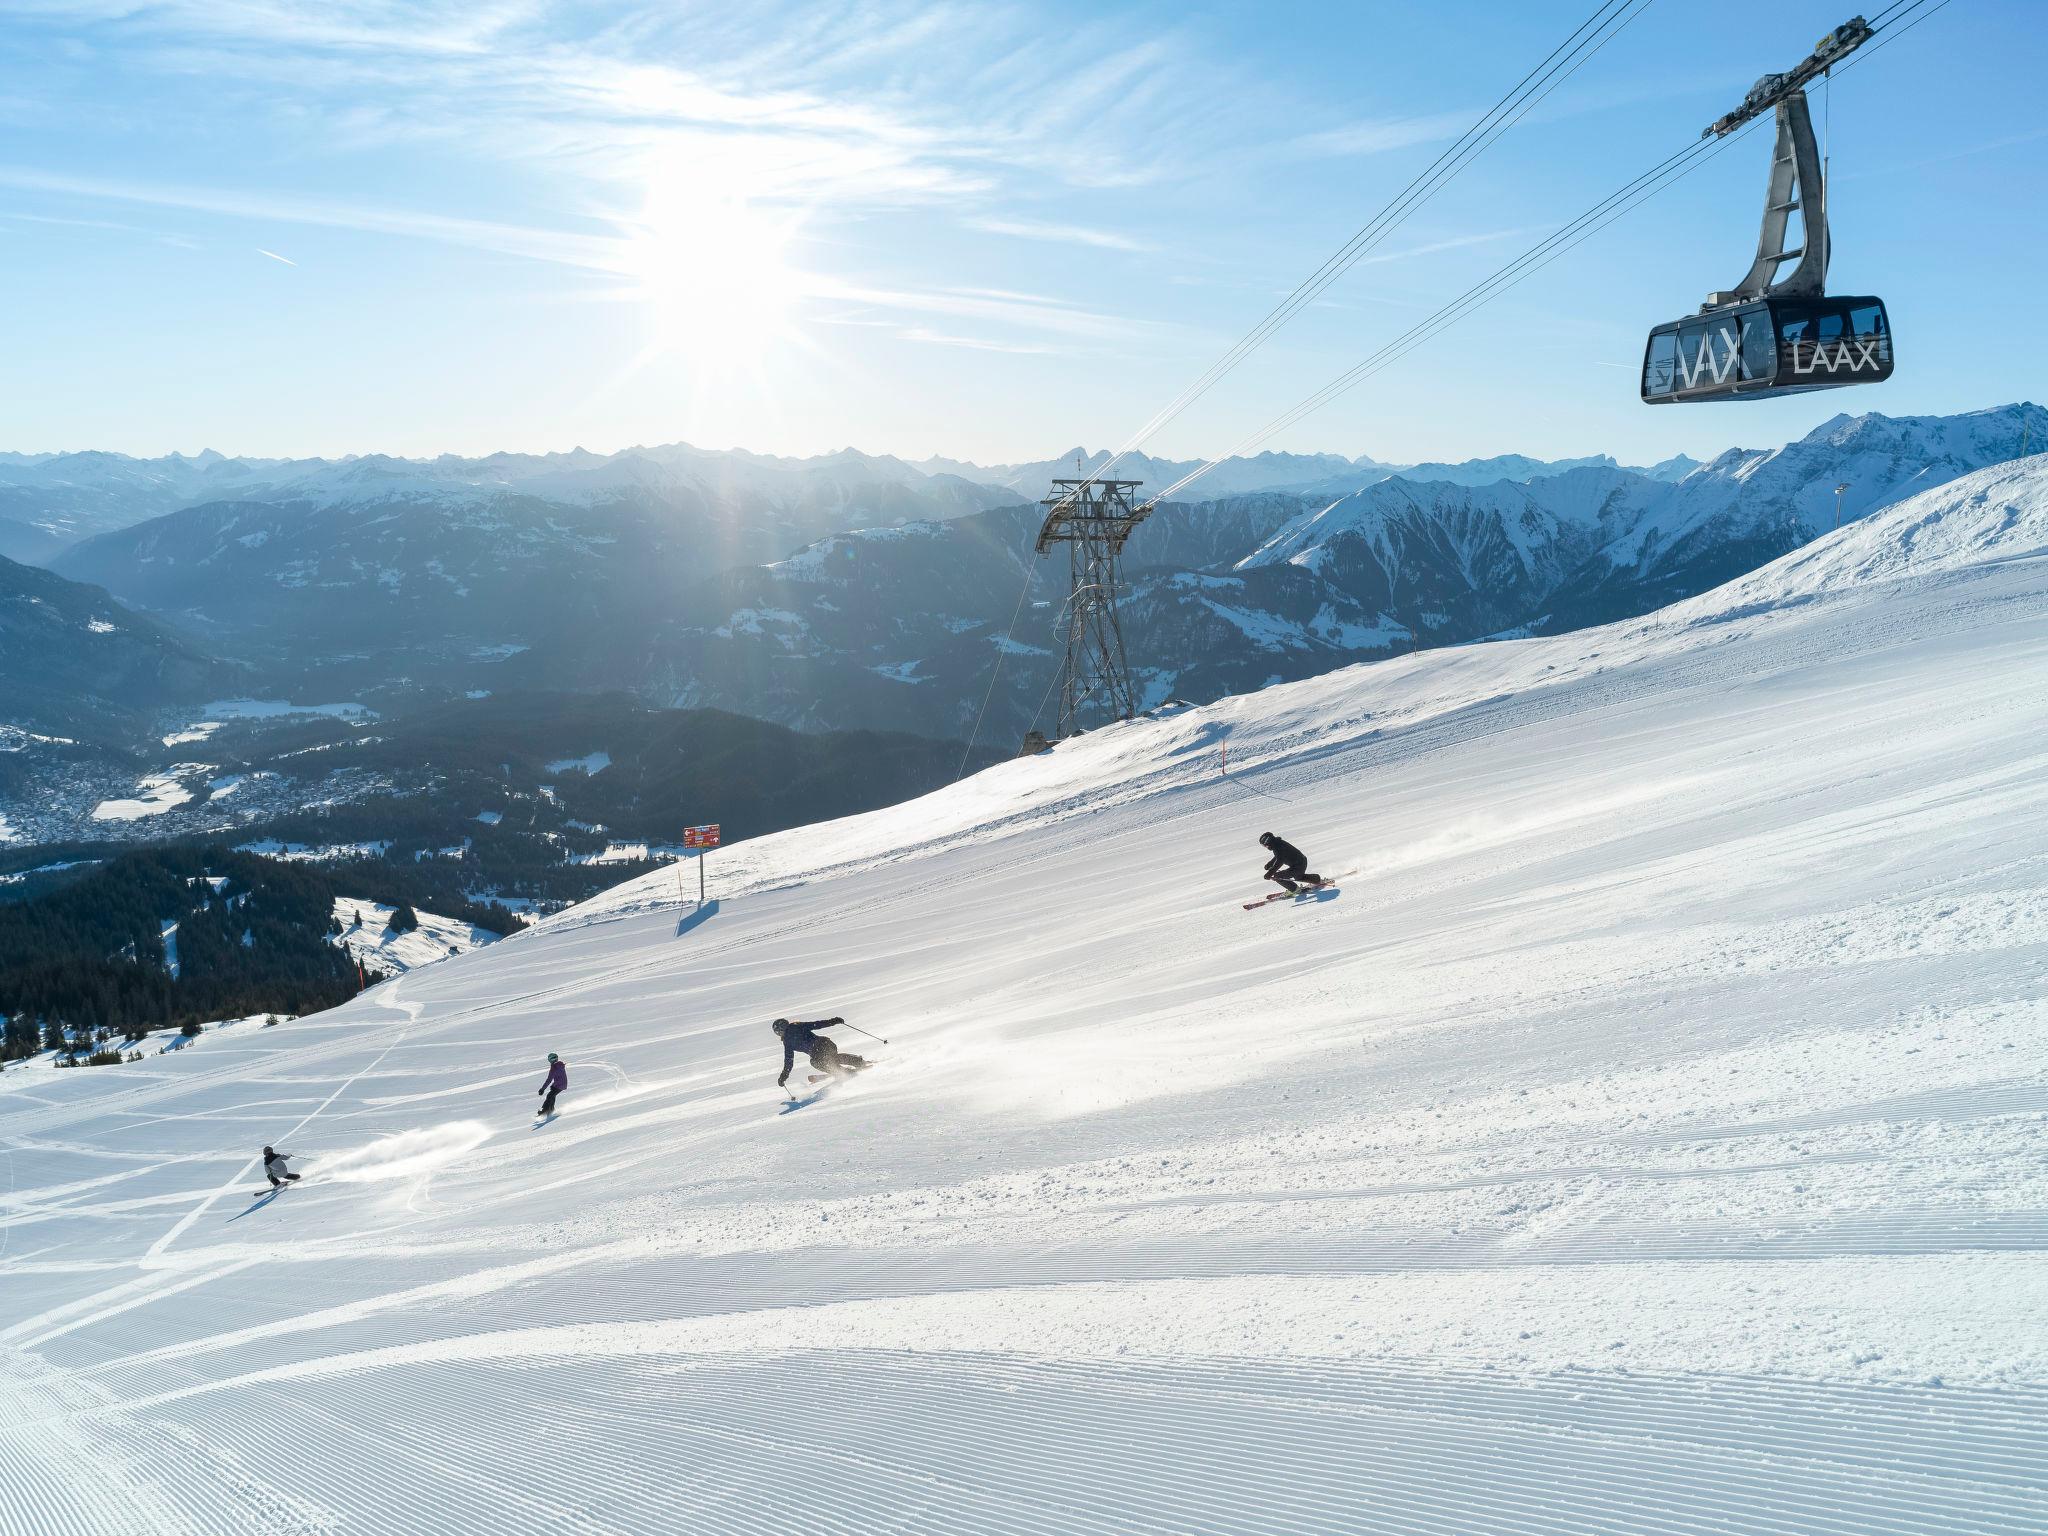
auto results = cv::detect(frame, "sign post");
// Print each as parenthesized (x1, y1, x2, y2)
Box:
(682, 824, 720, 904)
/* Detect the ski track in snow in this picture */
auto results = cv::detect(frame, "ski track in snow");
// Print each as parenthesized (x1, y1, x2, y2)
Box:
(2, 467, 2047, 1533)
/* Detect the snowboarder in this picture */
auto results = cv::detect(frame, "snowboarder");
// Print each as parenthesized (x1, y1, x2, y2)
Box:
(262, 1146, 301, 1189)
(773, 1017, 869, 1089)
(538, 1052, 567, 1116)
(1259, 831, 1325, 893)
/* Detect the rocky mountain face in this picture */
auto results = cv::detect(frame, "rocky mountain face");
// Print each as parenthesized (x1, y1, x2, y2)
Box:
(1530, 405, 2047, 631)
(0, 554, 246, 745)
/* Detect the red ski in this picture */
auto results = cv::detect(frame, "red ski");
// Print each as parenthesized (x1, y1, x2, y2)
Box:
(1241, 871, 1351, 910)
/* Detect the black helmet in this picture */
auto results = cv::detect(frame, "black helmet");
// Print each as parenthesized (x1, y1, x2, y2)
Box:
(547, 1052, 559, 1062)
(1259, 832, 1276, 847)
(263, 1146, 274, 1156)
(771, 1018, 789, 1033)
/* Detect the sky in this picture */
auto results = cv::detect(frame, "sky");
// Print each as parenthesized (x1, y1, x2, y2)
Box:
(1, 0, 2041, 470)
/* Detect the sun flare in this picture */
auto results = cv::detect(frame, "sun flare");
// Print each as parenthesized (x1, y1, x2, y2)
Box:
(621, 183, 806, 361)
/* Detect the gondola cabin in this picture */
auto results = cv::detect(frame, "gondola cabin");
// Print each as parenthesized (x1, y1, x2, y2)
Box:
(1641, 295, 1892, 405)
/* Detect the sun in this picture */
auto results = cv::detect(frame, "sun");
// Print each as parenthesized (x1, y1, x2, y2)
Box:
(620, 181, 806, 361)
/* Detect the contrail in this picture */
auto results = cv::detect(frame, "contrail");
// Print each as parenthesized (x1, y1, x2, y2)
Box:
(256, 247, 296, 266)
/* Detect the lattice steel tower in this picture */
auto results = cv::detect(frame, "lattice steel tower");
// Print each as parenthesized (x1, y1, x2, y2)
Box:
(1035, 472, 1152, 738)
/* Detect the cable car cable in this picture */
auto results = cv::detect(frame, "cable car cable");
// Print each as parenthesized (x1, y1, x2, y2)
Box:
(955, 554, 1041, 779)
(1055, 0, 1657, 504)
(1863, 0, 1927, 28)
(1143, 2, 1959, 505)
(1147, 135, 1737, 502)
(1086, 0, 1650, 488)
(956, 3, 1666, 765)
(1839, 0, 1955, 63)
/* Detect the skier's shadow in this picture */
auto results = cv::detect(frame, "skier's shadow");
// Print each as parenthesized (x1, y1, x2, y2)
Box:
(228, 1188, 283, 1220)
(676, 898, 720, 939)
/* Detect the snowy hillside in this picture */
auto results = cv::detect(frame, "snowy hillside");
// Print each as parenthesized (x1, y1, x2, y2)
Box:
(3, 460, 2045, 1533)
(330, 896, 501, 976)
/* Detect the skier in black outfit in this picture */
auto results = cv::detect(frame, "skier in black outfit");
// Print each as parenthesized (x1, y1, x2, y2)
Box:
(262, 1146, 301, 1189)
(1258, 832, 1324, 892)
(773, 1017, 869, 1088)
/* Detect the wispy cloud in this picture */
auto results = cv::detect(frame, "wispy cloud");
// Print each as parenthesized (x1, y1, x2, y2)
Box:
(24, 2, 1207, 215)
(815, 278, 1137, 341)
(1838, 125, 2048, 180)
(1285, 109, 1477, 161)
(4, 208, 154, 234)
(896, 327, 1064, 355)
(969, 217, 1153, 253)
(2, 2, 1259, 351)
(1359, 226, 1542, 266)
(0, 167, 626, 274)
(256, 247, 297, 266)
(4, 1, 1467, 357)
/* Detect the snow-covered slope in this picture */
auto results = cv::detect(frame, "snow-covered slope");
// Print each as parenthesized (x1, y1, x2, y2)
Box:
(330, 896, 500, 976)
(4, 462, 2045, 1534)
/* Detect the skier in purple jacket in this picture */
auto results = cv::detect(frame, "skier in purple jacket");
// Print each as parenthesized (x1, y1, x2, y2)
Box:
(538, 1052, 567, 1116)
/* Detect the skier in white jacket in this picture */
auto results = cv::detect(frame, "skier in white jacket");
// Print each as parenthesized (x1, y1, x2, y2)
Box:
(262, 1146, 301, 1189)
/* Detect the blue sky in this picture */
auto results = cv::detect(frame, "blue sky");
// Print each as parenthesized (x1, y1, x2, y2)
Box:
(1, 1, 2039, 468)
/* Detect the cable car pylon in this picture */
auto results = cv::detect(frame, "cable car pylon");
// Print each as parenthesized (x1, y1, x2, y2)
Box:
(1035, 461, 1151, 739)
(1641, 16, 1896, 404)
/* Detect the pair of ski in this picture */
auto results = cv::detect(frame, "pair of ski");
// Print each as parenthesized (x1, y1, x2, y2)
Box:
(1242, 871, 1350, 910)
(781, 1065, 874, 1113)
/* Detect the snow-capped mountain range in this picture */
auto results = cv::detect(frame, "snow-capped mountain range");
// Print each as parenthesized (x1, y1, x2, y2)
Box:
(0, 443, 1018, 568)
(8, 404, 2042, 750)
(500, 404, 2048, 741)
(917, 445, 1703, 501)
(0, 437, 1700, 566)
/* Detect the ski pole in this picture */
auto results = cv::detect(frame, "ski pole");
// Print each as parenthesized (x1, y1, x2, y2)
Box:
(838, 1022, 889, 1044)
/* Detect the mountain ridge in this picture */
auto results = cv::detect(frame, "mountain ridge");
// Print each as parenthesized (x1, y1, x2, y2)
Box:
(0, 554, 246, 744)
(16, 404, 2043, 753)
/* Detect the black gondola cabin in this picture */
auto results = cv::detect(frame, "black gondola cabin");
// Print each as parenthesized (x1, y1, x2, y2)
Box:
(1641, 296, 1892, 404)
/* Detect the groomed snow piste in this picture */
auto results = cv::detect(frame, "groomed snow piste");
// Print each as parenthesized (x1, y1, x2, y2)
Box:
(4, 458, 2047, 1535)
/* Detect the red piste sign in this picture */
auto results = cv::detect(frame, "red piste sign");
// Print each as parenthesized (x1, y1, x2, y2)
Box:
(680, 824, 719, 905)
